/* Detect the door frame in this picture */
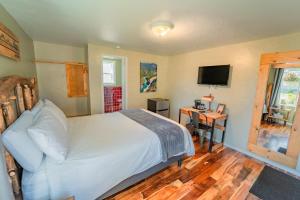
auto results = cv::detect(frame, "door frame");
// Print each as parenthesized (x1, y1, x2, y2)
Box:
(101, 55, 128, 111)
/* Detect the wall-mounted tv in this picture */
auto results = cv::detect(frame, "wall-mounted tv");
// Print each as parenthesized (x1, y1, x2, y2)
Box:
(197, 65, 230, 86)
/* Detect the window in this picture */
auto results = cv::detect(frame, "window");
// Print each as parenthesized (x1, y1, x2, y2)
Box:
(278, 69, 300, 107)
(103, 61, 116, 85)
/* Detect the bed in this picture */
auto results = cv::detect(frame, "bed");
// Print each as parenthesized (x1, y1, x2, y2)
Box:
(0, 76, 194, 200)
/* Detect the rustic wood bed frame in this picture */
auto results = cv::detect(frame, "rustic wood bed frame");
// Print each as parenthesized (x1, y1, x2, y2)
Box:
(0, 75, 38, 199)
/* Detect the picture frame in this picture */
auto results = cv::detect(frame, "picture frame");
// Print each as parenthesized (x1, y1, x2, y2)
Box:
(216, 103, 225, 114)
(0, 22, 20, 60)
(140, 62, 157, 93)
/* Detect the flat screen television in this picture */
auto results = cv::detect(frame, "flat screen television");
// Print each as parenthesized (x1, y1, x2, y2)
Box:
(197, 65, 230, 86)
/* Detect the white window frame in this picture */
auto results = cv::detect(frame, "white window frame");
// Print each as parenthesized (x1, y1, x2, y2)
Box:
(102, 60, 116, 86)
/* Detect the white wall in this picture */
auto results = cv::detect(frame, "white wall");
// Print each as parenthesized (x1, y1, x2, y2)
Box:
(88, 44, 169, 114)
(167, 32, 300, 175)
(34, 41, 89, 116)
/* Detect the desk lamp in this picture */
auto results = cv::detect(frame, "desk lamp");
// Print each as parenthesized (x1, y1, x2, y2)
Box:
(201, 94, 214, 112)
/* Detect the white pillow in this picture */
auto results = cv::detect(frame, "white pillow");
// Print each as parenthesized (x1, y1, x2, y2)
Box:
(2, 111, 43, 172)
(28, 109, 69, 162)
(44, 99, 68, 131)
(30, 99, 44, 117)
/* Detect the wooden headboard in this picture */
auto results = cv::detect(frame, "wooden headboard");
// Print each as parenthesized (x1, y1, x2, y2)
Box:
(0, 75, 38, 199)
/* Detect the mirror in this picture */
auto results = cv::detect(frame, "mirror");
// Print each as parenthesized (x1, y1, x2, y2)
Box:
(248, 50, 300, 168)
(257, 67, 300, 154)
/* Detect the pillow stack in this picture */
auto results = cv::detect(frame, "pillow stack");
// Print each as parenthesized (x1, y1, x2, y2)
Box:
(28, 99, 69, 162)
(2, 99, 69, 172)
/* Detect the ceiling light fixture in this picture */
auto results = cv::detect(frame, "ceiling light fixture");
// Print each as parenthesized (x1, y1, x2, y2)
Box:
(151, 21, 174, 37)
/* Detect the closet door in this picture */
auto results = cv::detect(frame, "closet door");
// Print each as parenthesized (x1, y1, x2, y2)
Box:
(66, 64, 88, 97)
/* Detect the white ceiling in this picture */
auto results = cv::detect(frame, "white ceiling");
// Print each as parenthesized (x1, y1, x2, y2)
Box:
(1, 0, 300, 55)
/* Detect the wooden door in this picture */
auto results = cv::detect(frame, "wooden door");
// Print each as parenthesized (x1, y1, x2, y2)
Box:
(66, 64, 88, 97)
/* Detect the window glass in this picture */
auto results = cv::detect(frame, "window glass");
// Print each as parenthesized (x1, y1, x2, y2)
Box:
(278, 69, 300, 107)
(103, 61, 115, 85)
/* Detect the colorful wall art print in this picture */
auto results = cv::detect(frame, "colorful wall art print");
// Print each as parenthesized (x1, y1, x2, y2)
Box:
(140, 62, 157, 93)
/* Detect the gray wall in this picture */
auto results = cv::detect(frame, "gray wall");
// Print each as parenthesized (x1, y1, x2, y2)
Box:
(0, 4, 36, 77)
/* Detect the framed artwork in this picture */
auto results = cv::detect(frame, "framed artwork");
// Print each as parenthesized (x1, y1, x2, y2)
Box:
(140, 62, 157, 93)
(216, 103, 225, 114)
(0, 22, 20, 60)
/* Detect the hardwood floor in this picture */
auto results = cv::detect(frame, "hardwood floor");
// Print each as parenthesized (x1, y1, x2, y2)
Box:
(107, 137, 264, 200)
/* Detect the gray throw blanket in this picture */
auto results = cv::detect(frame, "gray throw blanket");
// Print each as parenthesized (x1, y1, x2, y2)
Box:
(120, 109, 184, 161)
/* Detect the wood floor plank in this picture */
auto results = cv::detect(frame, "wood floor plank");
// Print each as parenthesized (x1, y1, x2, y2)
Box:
(180, 148, 236, 184)
(165, 181, 194, 200)
(229, 159, 265, 200)
(185, 153, 210, 170)
(210, 153, 239, 180)
(214, 185, 235, 200)
(141, 169, 189, 198)
(107, 138, 265, 200)
(142, 146, 224, 197)
(113, 165, 180, 199)
(229, 181, 252, 200)
(198, 155, 254, 199)
(118, 192, 144, 200)
(197, 173, 234, 200)
(146, 180, 183, 200)
(180, 177, 216, 200)
(246, 193, 262, 200)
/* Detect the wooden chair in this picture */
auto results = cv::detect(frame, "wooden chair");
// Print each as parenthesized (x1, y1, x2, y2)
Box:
(267, 106, 291, 126)
(189, 111, 213, 148)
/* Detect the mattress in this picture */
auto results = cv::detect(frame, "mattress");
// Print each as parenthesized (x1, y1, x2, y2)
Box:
(22, 110, 194, 200)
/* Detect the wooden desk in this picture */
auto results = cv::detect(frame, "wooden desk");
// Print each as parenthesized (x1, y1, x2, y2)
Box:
(179, 107, 228, 152)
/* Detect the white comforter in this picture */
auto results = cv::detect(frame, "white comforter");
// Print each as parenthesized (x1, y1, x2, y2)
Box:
(22, 110, 194, 200)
